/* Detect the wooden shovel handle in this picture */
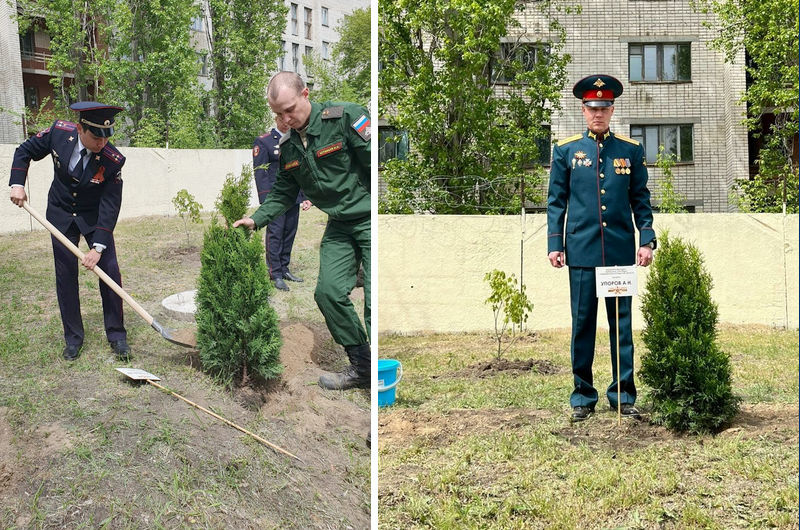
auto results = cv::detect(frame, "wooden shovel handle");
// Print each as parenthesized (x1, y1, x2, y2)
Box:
(22, 201, 155, 326)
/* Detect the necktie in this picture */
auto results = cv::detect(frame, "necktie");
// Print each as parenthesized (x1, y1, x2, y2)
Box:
(71, 148, 87, 180)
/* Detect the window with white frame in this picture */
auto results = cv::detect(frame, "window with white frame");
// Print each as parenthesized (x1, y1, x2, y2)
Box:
(191, 16, 204, 31)
(290, 3, 298, 35)
(196, 52, 208, 76)
(321, 7, 329, 26)
(304, 8, 312, 39)
(279, 40, 286, 70)
(322, 41, 330, 60)
(629, 43, 691, 82)
(292, 43, 299, 72)
(630, 124, 694, 163)
(378, 126, 409, 166)
(492, 42, 548, 83)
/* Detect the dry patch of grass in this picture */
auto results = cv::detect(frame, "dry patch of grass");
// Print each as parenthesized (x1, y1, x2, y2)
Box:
(378, 326, 799, 529)
(0, 208, 369, 529)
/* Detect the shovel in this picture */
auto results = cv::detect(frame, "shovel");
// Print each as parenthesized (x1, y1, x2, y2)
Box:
(117, 368, 302, 462)
(22, 201, 196, 348)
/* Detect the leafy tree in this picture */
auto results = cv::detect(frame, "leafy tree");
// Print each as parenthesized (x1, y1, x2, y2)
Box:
(484, 270, 533, 359)
(695, 0, 799, 213)
(15, 0, 116, 105)
(639, 232, 740, 434)
(102, 0, 215, 147)
(195, 166, 282, 389)
(207, 0, 287, 148)
(172, 189, 203, 246)
(333, 7, 370, 105)
(304, 53, 362, 105)
(378, 0, 574, 214)
(654, 146, 687, 213)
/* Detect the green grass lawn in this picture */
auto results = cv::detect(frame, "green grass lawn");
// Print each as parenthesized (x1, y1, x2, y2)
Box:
(0, 208, 370, 529)
(377, 327, 799, 529)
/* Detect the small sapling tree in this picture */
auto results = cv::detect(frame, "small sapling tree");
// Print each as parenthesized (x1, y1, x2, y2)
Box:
(639, 232, 740, 433)
(195, 165, 282, 389)
(484, 270, 533, 359)
(171, 189, 203, 246)
(654, 146, 687, 213)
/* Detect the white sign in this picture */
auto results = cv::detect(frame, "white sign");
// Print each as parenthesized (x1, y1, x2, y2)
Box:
(116, 367, 160, 381)
(595, 266, 638, 298)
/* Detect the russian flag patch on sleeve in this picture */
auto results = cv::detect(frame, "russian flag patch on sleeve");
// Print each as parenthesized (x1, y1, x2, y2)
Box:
(351, 115, 371, 142)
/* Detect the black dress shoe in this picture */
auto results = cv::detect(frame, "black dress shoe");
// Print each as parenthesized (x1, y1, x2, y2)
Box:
(273, 277, 290, 291)
(571, 406, 594, 422)
(283, 270, 304, 282)
(110, 339, 131, 361)
(62, 344, 82, 361)
(620, 404, 642, 420)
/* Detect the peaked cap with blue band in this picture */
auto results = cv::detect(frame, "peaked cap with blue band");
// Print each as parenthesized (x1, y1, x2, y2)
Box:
(69, 102, 124, 138)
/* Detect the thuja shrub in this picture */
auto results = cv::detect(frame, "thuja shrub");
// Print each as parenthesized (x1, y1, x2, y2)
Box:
(639, 232, 740, 433)
(195, 166, 282, 388)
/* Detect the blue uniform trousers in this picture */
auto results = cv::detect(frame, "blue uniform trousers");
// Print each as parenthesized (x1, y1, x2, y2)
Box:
(569, 266, 636, 409)
(52, 222, 126, 346)
(314, 216, 370, 347)
(264, 203, 300, 279)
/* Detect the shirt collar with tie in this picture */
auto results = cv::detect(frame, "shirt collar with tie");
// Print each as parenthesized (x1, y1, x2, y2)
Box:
(70, 138, 89, 172)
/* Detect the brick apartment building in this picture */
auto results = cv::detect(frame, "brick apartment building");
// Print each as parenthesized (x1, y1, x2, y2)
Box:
(379, 0, 754, 212)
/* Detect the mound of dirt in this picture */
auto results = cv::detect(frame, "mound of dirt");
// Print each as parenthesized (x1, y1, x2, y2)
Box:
(260, 323, 369, 442)
(379, 404, 799, 454)
(442, 358, 561, 379)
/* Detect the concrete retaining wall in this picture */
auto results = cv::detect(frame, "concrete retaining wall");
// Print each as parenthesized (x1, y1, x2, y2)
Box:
(0, 145, 255, 233)
(378, 214, 799, 332)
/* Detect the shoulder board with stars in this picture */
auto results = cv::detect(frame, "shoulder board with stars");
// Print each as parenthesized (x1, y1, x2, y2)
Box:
(321, 106, 344, 119)
(54, 120, 76, 131)
(557, 134, 582, 146)
(615, 134, 640, 146)
(102, 145, 123, 164)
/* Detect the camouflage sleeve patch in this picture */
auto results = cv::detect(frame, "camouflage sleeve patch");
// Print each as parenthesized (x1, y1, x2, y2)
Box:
(351, 114, 371, 142)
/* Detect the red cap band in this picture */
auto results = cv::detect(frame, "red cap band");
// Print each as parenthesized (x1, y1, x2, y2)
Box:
(582, 89, 615, 101)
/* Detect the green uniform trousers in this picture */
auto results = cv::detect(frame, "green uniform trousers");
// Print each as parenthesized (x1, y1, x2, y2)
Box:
(569, 266, 636, 409)
(315, 216, 370, 347)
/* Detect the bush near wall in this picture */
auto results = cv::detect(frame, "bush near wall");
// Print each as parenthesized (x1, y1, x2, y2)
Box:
(195, 166, 282, 388)
(639, 233, 740, 433)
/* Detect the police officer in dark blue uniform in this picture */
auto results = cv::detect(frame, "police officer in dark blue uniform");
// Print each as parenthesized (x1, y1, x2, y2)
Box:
(9, 102, 131, 362)
(252, 114, 311, 291)
(547, 75, 656, 422)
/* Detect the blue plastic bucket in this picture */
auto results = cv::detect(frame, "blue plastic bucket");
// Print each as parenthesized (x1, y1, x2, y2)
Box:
(378, 359, 403, 407)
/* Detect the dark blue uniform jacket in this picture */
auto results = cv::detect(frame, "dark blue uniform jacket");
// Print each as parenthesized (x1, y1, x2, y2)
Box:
(547, 129, 655, 267)
(252, 128, 304, 206)
(9, 120, 125, 248)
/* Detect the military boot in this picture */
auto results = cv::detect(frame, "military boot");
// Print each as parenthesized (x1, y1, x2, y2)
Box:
(318, 344, 371, 390)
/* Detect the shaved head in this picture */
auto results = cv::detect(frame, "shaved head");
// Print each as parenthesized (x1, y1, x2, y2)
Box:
(268, 72, 306, 100)
(268, 72, 312, 130)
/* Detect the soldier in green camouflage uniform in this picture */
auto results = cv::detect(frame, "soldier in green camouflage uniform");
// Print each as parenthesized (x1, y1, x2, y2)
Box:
(235, 72, 371, 390)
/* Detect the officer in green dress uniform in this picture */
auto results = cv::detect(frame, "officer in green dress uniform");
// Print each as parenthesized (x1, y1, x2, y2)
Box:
(546, 74, 656, 422)
(234, 72, 371, 390)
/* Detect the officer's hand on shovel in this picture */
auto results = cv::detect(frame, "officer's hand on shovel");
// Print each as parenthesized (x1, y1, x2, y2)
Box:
(232, 217, 256, 230)
(10, 186, 27, 207)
